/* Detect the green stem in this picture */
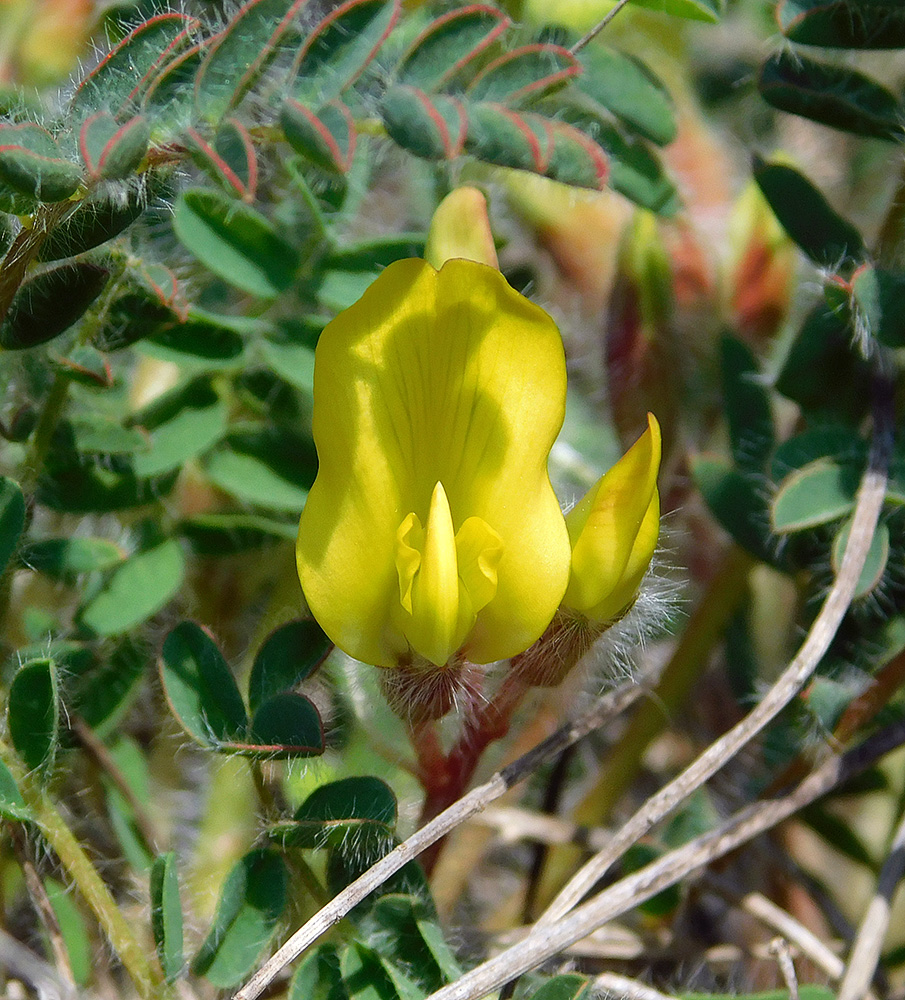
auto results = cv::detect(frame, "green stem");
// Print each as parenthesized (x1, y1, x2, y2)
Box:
(0, 742, 166, 1000)
(20, 372, 71, 496)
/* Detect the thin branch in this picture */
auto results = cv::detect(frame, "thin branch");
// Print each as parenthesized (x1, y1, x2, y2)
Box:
(537, 395, 893, 925)
(569, 0, 632, 53)
(593, 972, 679, 1000)
(837, 809, 905, 1000)
(423, 715, 905, 1000)
(704, 873, 844, 982)
(769, 937, 800, 1000)
(233, 678, 648, 1000)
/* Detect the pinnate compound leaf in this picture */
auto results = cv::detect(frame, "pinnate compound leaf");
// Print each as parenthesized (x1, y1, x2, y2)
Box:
(174, 188, 299, 298)
(245, 693, 324, 758)
(189, 119, 258, 199)
(249, 619, 332, 714)
(0, 262, 110, 350)
(771, 459, 861, 533)
(0, 477, 25, 576)
(281, 99, 357, 172)
(380, 87, 467, 160)
(195, 0, 309, 122)
(397, 4, 510, 92)
(151, 853, 184, 982)
(78, 538, 185, 636)
(8, 659, 60, 773)
(192, 850, 288, 987)
(529, 974, 594, 1000)
(759, 52, 903, 142)
(291, 0, 400, 105)
(778, 0, 905, 48)
(754, 159, 865, 269)
(467, 44, 581, 106)
(576, 47, 676, 147)
(71, 13, 200, 119)
(79, 112, 150, 180)
(160, 621, 248, 747)
(0, 124, 82, 209)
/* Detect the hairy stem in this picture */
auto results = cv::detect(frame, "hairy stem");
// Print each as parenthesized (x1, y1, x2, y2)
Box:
(0, 742, 166, 1000)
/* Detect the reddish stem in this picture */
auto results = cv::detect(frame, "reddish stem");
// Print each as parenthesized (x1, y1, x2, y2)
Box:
(414, 671, 533, 874)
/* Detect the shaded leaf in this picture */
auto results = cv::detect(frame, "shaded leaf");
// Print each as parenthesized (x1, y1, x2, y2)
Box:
(38, 187, 150, 261)
(692, 456, 775, 563)
(754, 158, 865, 268)
(775, 303, 872, 421)
(779, 0, 905, 49)
(528, 974, 593, 1000)
(249, 619, 332, 714)
(290, 945, 345, 1000)
(79, 112, 150, 180)
(759, 51, 903, 142)
(177, 513, 297, 554)
(192, 850, 288, 987)
(204, 426, 317, 512)
(131, 378, 228, 478)
(0, 262, 110, 350)
(271, 776, 397, 850)
(160, 622, 248, 747)
(8, 659, 59, 773)
(721, 336, 774, 474)
(380, 86, 467, 160)
(629, 0, 723, 21)
(245, 693, 324, 758)
(852, 265, 905, 347)
(0, 759, 30, 821)
(0, 477, 25, 576)
(71, 636, 146, 735)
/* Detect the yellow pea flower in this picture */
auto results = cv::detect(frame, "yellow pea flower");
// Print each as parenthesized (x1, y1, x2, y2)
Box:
(562, 413, 661, 624)
(296, 257, 572, 669)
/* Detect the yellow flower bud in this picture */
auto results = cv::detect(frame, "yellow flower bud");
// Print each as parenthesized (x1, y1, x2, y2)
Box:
(562, 413, 661, 624)
(425, 187, 499, 270)
(296, 258, 571, 668)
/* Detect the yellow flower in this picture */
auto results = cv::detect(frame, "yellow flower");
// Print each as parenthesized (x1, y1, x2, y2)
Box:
(562, 413, 661, 624)
(296, 258, 572, 669)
